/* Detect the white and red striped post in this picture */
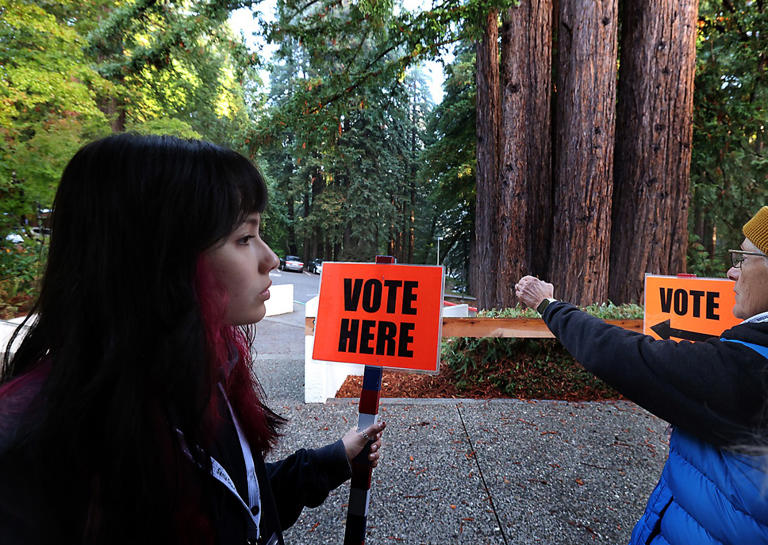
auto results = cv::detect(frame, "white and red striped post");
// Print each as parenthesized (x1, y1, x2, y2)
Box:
(343, 255, 393, 545)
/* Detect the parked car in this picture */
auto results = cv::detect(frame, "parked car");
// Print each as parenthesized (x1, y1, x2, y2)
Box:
(281, 255, 304, 272)
(4, 232, 23, 244)
(307, 258, 323, 274)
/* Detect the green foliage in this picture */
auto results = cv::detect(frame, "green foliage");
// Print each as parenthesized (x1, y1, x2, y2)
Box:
(689, 1, 768, 271)
(127, 117, 203, 139)
(0, 0, 112, 236)
(443, 304, 642, 397)
(441, 337, 620, 399)
(478, 302, 644, 320)
(86, 0, 259, 148)
(0, 237, 47, 316)
(0, 0, 260, 312)
(257, 2, 434, 260)
(418, 44, 476, 278)
(266, 0, 515, 117)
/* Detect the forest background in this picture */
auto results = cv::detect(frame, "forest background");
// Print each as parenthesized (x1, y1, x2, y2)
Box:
(1, 0, 766, 317)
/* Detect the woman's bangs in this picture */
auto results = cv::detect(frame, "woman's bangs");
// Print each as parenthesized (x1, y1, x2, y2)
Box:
(230, 155, 268, 225)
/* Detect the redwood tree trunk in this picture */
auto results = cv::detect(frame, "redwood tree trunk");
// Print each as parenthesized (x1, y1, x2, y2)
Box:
(609, 0, 699, 304)
(496, 0, 553, 306)
(473, 9, 502, 309)
(309, 168, 325, 260)
(549, 0, 618, 305)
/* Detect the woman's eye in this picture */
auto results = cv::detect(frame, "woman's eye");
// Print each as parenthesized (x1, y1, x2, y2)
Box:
(238, 235, 256, 245)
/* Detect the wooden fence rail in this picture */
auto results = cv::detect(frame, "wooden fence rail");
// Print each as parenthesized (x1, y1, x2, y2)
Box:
(305, 317, 644, 338)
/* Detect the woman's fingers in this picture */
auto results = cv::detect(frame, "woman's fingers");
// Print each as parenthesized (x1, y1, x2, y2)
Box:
(342, 421, 386, 462)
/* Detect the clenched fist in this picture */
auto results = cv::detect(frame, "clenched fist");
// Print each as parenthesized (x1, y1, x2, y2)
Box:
(514, 275, 554, 310)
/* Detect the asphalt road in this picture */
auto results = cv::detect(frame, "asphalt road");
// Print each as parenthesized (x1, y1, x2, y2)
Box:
(268, 268, 320, 327)
(250, 269, 319, 401)
(271, 267, 320, 301)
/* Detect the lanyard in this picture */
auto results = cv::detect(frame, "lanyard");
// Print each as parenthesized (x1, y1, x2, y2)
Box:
(177, 384, 262, 539)
(218, 383, 262, 523)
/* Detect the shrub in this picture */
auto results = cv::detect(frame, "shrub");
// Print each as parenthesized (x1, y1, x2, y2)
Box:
(441, 303, 643, 399)
(0, 239, 46, 318)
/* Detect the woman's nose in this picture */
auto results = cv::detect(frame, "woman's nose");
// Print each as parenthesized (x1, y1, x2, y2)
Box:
(265, 247, 280, 272)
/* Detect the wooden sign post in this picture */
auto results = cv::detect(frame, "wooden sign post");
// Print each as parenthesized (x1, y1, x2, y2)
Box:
(312, 256, 443, 544)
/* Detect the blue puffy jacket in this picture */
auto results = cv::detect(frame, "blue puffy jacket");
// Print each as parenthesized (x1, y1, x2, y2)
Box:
(630, 428, 768, 545)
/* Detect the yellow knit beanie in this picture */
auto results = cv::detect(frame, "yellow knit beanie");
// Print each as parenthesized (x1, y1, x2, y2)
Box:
(743, 206, 768, 254)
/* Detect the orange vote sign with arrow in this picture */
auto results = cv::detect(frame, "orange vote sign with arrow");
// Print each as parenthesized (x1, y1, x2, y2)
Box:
(643, 275, 742, 341)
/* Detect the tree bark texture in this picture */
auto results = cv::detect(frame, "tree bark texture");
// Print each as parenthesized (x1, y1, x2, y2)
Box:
(286, 193, 297, 255)
(473, 9, 502, 309)
(496, 0, 553, 307)
(609, 0, 699, 304)
(549, 0, 618, 306)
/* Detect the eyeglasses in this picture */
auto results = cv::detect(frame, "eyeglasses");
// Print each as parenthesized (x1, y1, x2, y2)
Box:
(729, 249, 768, 268)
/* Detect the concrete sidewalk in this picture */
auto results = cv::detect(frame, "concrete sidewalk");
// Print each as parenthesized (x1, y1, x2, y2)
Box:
(252, 314, 668, 544)
(263, 398, 667, 544)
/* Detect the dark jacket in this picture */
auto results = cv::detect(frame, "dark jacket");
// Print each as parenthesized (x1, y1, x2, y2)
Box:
(542, 302, 768, 544)
(0, 367, 351, 545)
(542, 302, 768, 446)
(206, 386, 351, 545)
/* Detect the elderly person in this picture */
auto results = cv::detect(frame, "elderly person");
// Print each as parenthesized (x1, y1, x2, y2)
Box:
(515, 206, 768, 545)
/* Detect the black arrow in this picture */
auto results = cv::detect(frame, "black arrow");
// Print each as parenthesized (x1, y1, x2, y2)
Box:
(650, 319, 714, 342)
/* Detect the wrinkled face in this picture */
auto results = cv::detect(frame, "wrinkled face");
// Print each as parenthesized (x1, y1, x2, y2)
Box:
(204, 213, 279, 325)
(726, 238, 768, 320)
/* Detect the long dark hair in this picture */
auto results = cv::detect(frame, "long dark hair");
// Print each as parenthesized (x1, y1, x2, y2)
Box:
(1, 134, 283, 543)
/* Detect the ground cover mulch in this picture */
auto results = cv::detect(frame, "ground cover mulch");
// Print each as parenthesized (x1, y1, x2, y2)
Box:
(336, 350, 625, 401)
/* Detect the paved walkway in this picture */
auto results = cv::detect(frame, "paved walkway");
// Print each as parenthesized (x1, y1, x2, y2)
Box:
(252, 314, 668, 544)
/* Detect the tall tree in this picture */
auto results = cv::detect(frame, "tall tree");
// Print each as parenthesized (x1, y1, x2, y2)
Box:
(258, 6, 431, 262)
(609, 0, 699, 304)
(473, 9, 502, 308)
(688, 0, 767, 275)
(0, 0, 111, 238)
(87, 0, 255, 142)
(495, 0, 553, 306)
(419, 46, 477, 284)
(548, 0, 618, 305)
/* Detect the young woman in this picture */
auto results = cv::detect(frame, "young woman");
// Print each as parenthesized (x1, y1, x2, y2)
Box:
(0, 134, 385, 545)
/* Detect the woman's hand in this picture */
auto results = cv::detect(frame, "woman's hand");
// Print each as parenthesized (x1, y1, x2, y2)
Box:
(341, 421, 386, 467)
(515, 275, 555, 310)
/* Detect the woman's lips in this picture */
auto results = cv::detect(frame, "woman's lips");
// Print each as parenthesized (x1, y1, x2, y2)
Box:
(260, 282, 272, 299)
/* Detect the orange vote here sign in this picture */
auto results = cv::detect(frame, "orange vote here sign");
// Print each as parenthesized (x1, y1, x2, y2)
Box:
(312, 262, 444, 373)
(643, 275, 741, 341)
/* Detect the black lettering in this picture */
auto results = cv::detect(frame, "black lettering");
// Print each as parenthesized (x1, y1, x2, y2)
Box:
(706, 291, 720, 320)
(690, 290, 705, 317)
(376, 321, 398, 356)
(398, 322, 415, 357)
(338, 318, 359, 352)
(362, 280, 382, 313)
(660, 288, 673, 313)
(673, 289, 688, 315)
(344, 279, 363, 311)
(384, 280, 403, 313)
(402, 281, 418, 315)
(359, 320, 376, 354)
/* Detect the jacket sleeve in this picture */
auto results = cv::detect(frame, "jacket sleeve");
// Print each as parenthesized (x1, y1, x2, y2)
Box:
(265, 439, 351, 530)
(542, 302, 768, 446)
